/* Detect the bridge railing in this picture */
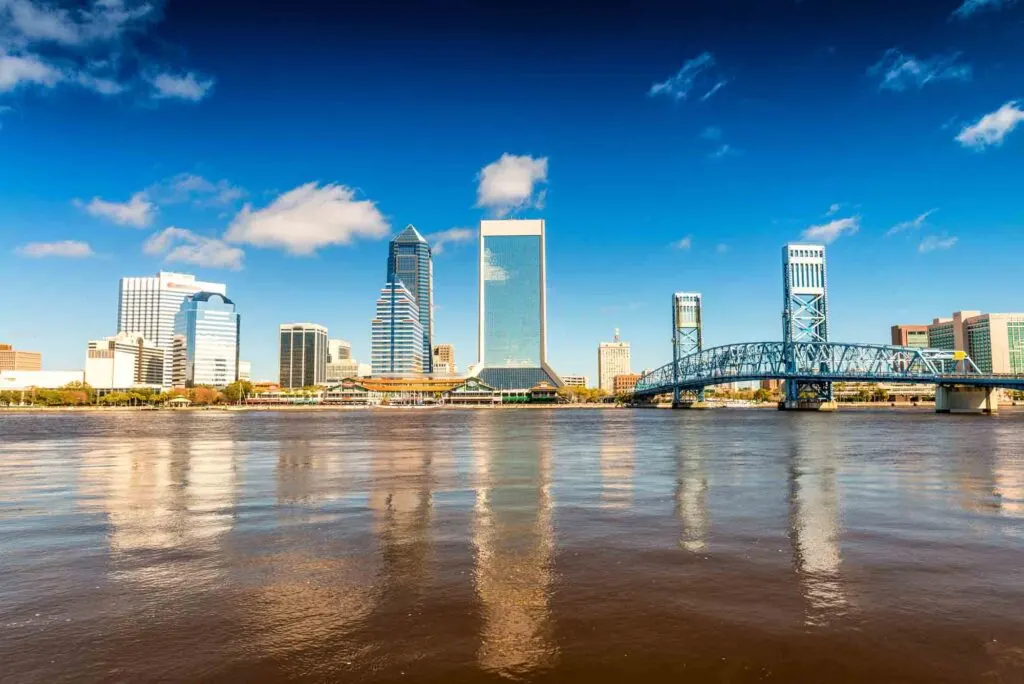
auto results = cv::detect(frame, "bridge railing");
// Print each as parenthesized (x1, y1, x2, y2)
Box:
(634, 341, 998, 396)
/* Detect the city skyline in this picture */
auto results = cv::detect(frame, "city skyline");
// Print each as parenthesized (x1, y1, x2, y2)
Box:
(3, 1, 1024, 382)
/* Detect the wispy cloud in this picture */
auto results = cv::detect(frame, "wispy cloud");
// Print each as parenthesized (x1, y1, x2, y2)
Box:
(887, 209, 937, 236)
(700, 79, 728, 102)
(709, 144, 741, 159)
(826, 203, 842, 216)
(148, 173, 246, 207)
(225, 182, 390, 256)
(919, 235, 958, 253)
(672, 236, 693, 250)
(956, 101, 1024, 149)
(700, 126, 722, 141)
(73, 191, 155, 227)
(16, 240, 94, 258)
(147, 71, 215, 102)
(476, 153, 548, 217)
(144, 227, 244, 270)
(649, 52, 720, 101)
(868, 49, 971, 91)
(426, 227, 475, 254)
(952, 0, 1018, 19)
(802, 216, 860, 244)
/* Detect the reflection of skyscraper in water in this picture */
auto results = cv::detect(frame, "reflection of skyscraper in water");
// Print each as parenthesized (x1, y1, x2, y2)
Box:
(599, 413, 635, 510)
(788, 437, 848, 626)
(472, 413, 556, 676)
(992, 426, 1024, 519)
(676, 441, 709, 553)
(370, 435, 434, 595)
(79, 432, 237, 588)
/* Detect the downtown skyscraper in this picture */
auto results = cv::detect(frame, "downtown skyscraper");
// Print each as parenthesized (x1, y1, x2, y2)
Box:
(371, 280, 424, 375)
(386, 225, 434, 372)
(171, 292, 240, 388)
(475, 219, 561, 390)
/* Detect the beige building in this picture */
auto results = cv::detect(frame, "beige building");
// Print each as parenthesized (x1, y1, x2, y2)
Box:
(0, 343, 42, 372)
(927, 311, 1024, 374)
(561, 375, 588, 388)
(85, 332, 164, 390)
(432, 344, 455, 373)
(598, 329, 631, 394)
(891, 325, 929, 348)
(613, 373, 642, 394)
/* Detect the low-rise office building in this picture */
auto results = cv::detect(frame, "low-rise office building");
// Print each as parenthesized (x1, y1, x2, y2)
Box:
(85, 332, 164, 390)
(891, 325, 930, 348)
(613, 373, 642, 394)
(561, 375, 589, 388)
(0, 370, 85, 390)
(0, 343, 42, 372)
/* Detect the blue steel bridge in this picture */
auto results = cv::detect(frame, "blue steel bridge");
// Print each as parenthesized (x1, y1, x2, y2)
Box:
(633, 244, 1024, 410)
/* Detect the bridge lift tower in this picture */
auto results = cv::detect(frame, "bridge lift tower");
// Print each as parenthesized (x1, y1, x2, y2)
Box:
(672, 292, 704, 406)
(781, 244, 835, 409)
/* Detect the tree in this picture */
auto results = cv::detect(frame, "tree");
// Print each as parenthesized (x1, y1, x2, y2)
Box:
(872, 387, 889, 402)
(189, 386, 223, 405)
(753, 388, 771, 403)
(223, 380, 254, 403)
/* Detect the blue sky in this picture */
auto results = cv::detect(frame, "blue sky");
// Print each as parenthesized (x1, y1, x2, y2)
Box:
(1, 0, 1022, 382)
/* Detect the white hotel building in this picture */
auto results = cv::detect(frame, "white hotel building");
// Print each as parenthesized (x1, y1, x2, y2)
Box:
(118, 272, 227, 388)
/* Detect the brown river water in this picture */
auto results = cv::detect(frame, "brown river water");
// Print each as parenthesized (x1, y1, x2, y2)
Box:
(1, 409, 1023, 683)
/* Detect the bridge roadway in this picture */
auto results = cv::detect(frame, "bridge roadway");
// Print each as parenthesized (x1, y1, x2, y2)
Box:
(633, 341, 1024, 398)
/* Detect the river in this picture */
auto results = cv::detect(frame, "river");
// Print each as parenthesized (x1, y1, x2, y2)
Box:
(2, 409, 1023, 682)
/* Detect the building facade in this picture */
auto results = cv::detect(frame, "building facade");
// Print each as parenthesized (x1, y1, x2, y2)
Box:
(925, 311, 1024, 374)
(613, 373, 642, 394)
(171, 292, 240, 388)
(279, 323, 329, 388)
(85, 332, 164, 389)
(238, 360, 252, 382)
(561, 375, 589, 388)
(476, 219, 561, 390)
(371, 280, 424, 375)
(328, 339, 351, 362)
(0, 370, 84, 390)
(433, 343, 455, 373)
(118, 271, 227, 387)
(387, 225, 434, 372)
(891, 324, 929, 348)
(598, 329, 631, 393)
(0, 343, 42, 372)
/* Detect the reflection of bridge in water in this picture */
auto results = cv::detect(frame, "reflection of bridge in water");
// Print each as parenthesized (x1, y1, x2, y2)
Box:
(635, 243, 1024, 413)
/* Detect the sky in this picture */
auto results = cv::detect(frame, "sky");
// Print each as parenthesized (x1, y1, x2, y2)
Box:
(1, 0, 1022, 383)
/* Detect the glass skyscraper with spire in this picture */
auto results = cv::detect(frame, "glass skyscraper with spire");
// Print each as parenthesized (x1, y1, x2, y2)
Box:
(386, 225, 434, 373)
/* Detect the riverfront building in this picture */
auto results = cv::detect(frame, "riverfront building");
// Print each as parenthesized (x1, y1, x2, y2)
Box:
(371, 280, 424, 375)
(475, 219, 561, 390)
(613, 373, 642, 394)
(927, 311, 1024, 374)
(85, 332, 164, 390)
(171, 292, 240, 388)
(387, 225, 434, 372)
(118, 271, 227, 388)
(598, 329, 631, 394)
(238, 360, 252, 382)
(0, 370, 84, 390)
(279, 323, 329, 388)
(561, 375, 589, 388)
(891, 325, 929, 348)
(0, 343, 42, 372)
(433, 344, 455, 373)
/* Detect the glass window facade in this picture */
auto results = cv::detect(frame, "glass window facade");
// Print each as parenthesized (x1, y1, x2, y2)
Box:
(386, 226, 433, 372)
(279, 324, 328, 388)
(172, 292, 240, 388)
(1009, 322, 1024, 373)
(482, 235, 542, 367)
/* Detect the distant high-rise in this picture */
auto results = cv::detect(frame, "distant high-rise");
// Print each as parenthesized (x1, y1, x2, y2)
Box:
(433, 343, 455, 373)
(387, 225, 434, 372)
(0, 343, 42, 372)
(598, 329, 631, 393)
(371, 280, 424, 375)
(279, 323, 329, 388)
(85, 332, 164, 389)
(118, 271, 227, 388)
(171, 292, 240, 388)
(328, 339, 352, 362)
(891, 325, 929, 349)
(476, 219, 560, 390)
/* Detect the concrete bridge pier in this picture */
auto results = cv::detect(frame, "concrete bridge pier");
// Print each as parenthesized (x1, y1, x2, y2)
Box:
(935, 385, 998, 415)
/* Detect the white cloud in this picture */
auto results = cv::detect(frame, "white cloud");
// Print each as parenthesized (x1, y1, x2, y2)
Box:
(956, 101, 1024, 149)
(475, 153, 548, 216)
(74, 191, 155, 227)
(826, 203, 841, 216)
(802, 216, 860, 244)
(709, 144, 741, 159)
(144, 227, 244, 270)
(868, 49, 971, 91)
(918, 235, 958, 253)
(0, 51, 62, 91)
(16, 240, 93, 258)
(225, 182, 390, 256)
(150, 173, 246, 206)
(700, 79, 728, 102)
(887, 208, 937, 236)
(482, 247, 508, 281)
(148, 71, 215, 101)
(426, 227, 474, 254)
(649, 52, 719, 101)
(672, 236, 693, 250)
(1, 0, 157, 47)
(953, 0, 1018, 19)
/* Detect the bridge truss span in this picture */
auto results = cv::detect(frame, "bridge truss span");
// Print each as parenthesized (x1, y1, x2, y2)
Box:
(633, 341, 1024, 398)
